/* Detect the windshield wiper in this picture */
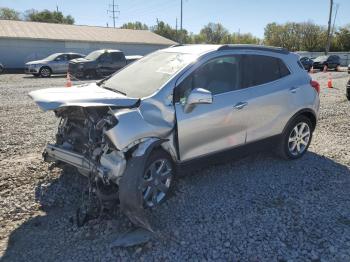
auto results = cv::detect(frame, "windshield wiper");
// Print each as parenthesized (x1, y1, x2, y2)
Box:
(97, 74, 113, 86)
(101, 85, 127, 96)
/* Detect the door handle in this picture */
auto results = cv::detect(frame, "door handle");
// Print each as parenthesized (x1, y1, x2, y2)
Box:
(233, 101, 248, 110)
(289, 87, 298, 93)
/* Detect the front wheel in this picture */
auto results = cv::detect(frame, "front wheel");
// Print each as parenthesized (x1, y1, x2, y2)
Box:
(39, 67, 51, 77)
(277, 116, 313, 160)
(141, 150, 174, 208)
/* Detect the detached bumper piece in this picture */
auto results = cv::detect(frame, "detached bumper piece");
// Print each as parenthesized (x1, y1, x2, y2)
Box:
(43, 144, 107, 178)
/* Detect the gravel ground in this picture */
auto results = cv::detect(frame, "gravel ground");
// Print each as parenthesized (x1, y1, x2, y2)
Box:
(0, 72, 349, 262)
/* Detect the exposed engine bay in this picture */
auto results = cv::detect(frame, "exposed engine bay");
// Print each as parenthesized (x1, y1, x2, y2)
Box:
(53, 107, 126, 184)
(43, 106, 156, 231)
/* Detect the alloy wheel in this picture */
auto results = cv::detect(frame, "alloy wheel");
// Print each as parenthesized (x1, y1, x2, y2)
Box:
(142, 158, 173, 208)
(288, 122, 311, 156)
(41, 68, 51, 77)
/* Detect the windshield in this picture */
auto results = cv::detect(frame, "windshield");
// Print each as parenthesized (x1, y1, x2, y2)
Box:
(102, 51, 198, 98)
(44, 53, 60, 61)
(85, 50, 102, 60)
(314, 56, 328, 62)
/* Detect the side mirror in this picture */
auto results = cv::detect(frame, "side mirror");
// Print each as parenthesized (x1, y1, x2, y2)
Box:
(184, 88, 212, 113)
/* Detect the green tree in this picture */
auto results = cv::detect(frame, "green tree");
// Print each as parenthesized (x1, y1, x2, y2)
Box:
(264, 22, 327, 51)
(121, 21, 148, 30)
(25, 9, 74, 24)
(0, 7, 20, 20)
(231, 32, 261, 44)
(151, 20, 178, 42)
(334, 25, 350, 51)
(198, 23, 229, 44)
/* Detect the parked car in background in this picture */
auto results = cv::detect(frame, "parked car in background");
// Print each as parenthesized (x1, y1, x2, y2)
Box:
(346, 78, 350, 100)
(0, 63, 4, 74)
(68, 49, 142, 79)
(300, 56, 313, 71)
(29, 45, 320, 228)
(25, 53, 85, 77)
(312, 55, 340, 71)
(348, 64, 349, 74)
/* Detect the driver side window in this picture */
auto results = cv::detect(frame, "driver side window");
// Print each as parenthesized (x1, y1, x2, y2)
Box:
(175, 55, 242, 103)
(99, 53, 113, 63)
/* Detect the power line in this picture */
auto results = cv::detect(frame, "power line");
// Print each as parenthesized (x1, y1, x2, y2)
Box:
(107, 0, 120, 28)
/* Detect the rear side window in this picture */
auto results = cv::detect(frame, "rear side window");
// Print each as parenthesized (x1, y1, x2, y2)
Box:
(242, 55, 290, 88)
(69, 54, 82, 59)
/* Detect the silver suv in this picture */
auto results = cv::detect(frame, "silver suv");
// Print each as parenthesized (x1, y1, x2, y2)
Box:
(25, 52, 84, 77)
(29, 45, 320, 228)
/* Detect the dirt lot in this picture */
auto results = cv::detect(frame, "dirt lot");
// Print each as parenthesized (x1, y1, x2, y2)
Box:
(0, 72, 349, 261)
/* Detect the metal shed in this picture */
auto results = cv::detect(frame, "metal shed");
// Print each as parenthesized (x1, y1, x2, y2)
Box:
(0, 20, 176, 69)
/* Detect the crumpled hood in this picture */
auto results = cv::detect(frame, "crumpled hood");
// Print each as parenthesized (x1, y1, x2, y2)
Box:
(29, 82, 139, 111)
(26, 60, 47, 65)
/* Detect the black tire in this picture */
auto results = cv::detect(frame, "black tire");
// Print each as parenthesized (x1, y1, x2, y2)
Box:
(39, 66, 51, 77)
(142, 149, 175, 208)
(276, 116, 313, 160)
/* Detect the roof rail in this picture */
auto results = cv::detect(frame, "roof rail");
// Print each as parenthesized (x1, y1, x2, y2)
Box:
(218, 44, 289, 54)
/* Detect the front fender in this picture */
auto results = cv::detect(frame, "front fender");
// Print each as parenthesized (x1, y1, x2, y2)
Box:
(105, 102, 174, 150)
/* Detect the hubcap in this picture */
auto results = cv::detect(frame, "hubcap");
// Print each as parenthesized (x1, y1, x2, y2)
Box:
(41, 68, 50, 77)
(142, 159, 172, 207)
(288, 122, 311, 156)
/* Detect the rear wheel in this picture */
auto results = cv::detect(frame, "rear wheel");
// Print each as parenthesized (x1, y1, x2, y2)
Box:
(141, 150, 174, 208)
(39, 66, 51, 77)
(277, 116, 313, 160)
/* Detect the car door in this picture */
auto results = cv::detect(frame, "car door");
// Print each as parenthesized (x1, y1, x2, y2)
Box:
(111, 52, 127, 72)
(174, 55, 249, 161)
(239, 54, 292, 143)
(98, 53, 114, 76)
(52, 54, 69, 73)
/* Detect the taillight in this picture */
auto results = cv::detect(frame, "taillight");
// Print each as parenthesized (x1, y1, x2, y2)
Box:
(310, 80, 320, 94)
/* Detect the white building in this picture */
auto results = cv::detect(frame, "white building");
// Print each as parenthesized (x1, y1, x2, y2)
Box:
(0, 20, 176, 69)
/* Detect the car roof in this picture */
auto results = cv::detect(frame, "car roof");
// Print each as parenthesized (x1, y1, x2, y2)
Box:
(163, 44, 289, 55)
(52, 52, 84, 56)
(96, 49, 122, 53)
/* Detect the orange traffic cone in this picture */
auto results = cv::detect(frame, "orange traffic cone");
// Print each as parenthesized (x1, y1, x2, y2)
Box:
(327, 73, 333, 88)
(323, 65, 328, 73)
(65, 72, 72, 87)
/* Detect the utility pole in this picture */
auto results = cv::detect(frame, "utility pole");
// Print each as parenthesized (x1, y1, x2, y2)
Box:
(180, 0, 183, 31)
(108, 0, 120, 28)
(331, 3, 339, 37)
(176, 17, 178, 42)
(325, 0, 333, 55)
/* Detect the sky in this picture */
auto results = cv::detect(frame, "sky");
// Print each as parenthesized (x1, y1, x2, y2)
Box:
(1, 0, 349, 38)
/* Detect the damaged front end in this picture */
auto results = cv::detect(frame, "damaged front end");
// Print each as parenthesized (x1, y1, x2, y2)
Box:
(29, 85, 175, 231)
